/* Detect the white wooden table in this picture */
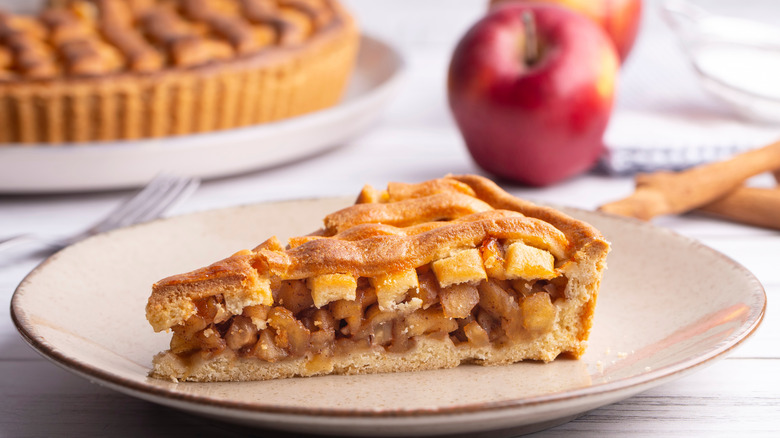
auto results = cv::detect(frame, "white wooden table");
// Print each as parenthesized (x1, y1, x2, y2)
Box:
(1, 1, 778, 436)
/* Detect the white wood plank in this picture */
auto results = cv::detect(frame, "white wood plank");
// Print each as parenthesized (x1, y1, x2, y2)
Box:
(0, 360, 253, 438)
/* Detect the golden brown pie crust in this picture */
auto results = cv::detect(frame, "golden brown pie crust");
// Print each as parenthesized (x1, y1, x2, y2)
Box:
(0, 0, 358, 143)
(147, 175, 611, 382)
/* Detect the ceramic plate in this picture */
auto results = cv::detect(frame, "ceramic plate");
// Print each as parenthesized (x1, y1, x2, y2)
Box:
(0, 35, 403, 194)
(11, 198, 766, 436)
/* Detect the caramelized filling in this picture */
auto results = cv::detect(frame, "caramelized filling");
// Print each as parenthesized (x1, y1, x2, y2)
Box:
(168, 263, 568, 364)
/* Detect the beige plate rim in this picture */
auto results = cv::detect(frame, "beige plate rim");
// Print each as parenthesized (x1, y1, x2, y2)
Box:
(10, 200, 767, 419)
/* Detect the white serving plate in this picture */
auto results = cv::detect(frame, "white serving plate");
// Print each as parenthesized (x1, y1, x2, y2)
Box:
(11, 198, 765, 436)
(0, 35, 403, 194)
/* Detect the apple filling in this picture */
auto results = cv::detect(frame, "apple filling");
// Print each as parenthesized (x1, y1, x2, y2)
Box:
(167, 237, 569, 367)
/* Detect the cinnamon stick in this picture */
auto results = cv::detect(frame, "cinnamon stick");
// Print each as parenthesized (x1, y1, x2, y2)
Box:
(600, 140, 780, 220)
(696, 186, 780, 230)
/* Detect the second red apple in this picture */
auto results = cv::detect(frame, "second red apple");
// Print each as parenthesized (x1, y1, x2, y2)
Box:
(490, 0, 642, 62)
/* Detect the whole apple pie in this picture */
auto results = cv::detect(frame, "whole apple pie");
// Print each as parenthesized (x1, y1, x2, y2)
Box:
(0, 0, 357, 143)
(146, 175, 610, 382)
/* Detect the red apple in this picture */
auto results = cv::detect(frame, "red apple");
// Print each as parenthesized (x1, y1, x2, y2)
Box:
(490, 0, 642, 62)
(448, 3, 619, 186)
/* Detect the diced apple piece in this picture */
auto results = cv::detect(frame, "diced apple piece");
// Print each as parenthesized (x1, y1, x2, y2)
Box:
(505, 241, 556, 280)
(364, 303, 397, 326)
(169, 327, 198, 354)
(409, 271, 440, 309)
(308, 309, 336, 354)
(404, 308, 458, 337)
(480, 238, 507, 279)
(478, 279, 524, 336)
(252, 329, 287, 362)
(334, 337, 371, 356)
(330, 287, 375, 335)
(195, 296, 229, 324)
(388, 317, 413, 353)
(225, 315, 258, 350)
(476, 309, 501, 341)
(371, 268, 419, 311)
(330, 298, 361, 334)
(308, 273, 357, 308)
(312, 308, 336, 332)
(372, 320, 394, 346)
(511, 279, 534, 297)
(440, 283, 479, 319)
(353, 303, 397, 343)
(268, 307, 311, 357)
(463, 320, 490, 347)
(169, 314, 211, 353)
(195, 326, 226, 351)
(477, 279, 518, 319)
(522, 292, 557, 332)
(242, 304, 271, 330)
(277, 280, 314, 314)
(432, 248, 487, 288)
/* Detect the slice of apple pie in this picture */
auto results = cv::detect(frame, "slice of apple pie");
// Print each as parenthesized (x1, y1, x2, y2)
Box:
(146, 175, 610, 382)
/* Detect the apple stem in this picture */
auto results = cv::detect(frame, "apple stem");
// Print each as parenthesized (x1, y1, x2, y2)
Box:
(522, 11, 539, 66)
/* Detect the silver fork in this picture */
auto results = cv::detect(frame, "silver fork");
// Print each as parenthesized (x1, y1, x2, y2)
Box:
(0, 174, 199, 255)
